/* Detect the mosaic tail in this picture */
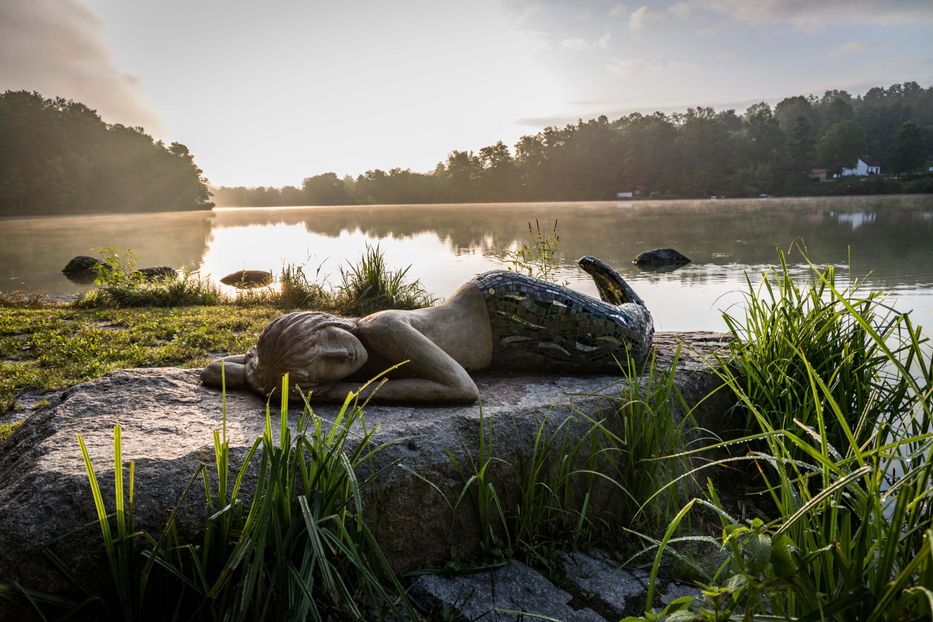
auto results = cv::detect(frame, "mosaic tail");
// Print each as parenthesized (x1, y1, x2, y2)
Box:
(577, 256, 646, 308)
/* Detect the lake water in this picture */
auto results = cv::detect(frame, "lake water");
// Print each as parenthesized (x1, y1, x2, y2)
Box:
(2, 195, 932, 332)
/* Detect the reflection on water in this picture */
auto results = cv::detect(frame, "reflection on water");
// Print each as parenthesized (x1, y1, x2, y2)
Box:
(2, 195, 931, 331)
(835, 211, 877, 230)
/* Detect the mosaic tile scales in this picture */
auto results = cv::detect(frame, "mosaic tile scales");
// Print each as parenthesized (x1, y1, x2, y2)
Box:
(473, 270, 653, 373)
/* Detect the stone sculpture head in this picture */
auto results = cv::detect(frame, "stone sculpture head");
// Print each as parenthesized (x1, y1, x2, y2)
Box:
(243, 311, 367, 395)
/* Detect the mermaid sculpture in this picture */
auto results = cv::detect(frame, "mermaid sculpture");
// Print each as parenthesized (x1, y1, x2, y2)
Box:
(201, 256, 653, 403)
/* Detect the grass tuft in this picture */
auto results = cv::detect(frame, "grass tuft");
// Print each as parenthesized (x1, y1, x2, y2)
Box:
(16, 374, 411, 620)
(0, 420, 22, 444)
(334, 244, 435, 316)
(446, 348, 694, 574)
(629, 252, 933, 621)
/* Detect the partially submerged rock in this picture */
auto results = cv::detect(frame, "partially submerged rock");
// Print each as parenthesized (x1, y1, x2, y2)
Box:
(220, 269, 274, 288)
(634, 248, 691, 269)
(61, 256, 175, 284)
(61, 255, 102, 283)
(0, 332, 734, 600)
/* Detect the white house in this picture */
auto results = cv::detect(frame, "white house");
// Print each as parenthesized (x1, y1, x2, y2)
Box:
(841, 157, 881, 177)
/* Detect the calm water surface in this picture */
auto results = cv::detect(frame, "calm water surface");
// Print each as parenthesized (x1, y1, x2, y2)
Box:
(2, 195, 932, 332)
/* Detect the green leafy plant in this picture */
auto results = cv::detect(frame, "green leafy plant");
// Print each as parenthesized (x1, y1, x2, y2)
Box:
(505, 220, 564, 284)
(721, 250, 918, 458)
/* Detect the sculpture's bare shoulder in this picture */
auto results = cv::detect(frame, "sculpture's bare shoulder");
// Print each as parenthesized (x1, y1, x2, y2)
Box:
(357, 280, 493, 371)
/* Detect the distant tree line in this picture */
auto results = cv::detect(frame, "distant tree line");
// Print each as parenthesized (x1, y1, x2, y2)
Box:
(214, 82, 933, 207)
(0, 91, 212, 216)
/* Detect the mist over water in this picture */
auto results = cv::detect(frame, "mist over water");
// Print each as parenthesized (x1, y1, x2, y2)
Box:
(2, 195, 931, 331)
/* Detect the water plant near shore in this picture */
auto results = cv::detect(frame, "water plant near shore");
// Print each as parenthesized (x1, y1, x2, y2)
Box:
(630, 258, 933, 621)
(334, 243, 436, 316)
(73, 244, 434, 315)
(78, 247, 223, 308)
(504, 219, 564, 284)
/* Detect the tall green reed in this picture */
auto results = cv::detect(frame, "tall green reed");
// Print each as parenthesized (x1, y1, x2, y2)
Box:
(335, 243, 435, 316)
(28, 370, 409, 621)
(722, 250, 922, 457)
(629, 255, 933, 621)
(447, 348, 694, 572)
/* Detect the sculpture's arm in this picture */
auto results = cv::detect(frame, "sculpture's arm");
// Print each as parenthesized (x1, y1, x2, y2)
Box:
(200, 353, 249, 388)
(322, 315, 479, 403)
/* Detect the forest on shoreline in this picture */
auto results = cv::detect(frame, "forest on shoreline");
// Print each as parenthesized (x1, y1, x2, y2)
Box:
(0, 91, 212, 217)
(215, 81, 933, 207)
(2, 83, 932, 217)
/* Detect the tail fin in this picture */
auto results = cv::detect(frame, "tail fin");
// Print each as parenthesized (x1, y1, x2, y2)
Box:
(578, 256, 646, 307)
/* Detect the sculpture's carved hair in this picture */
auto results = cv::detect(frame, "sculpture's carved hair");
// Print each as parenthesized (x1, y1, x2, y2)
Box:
(244, 311, 358, 395)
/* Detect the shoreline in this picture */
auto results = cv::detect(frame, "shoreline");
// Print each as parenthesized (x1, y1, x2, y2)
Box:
(0, 192, 930, 220)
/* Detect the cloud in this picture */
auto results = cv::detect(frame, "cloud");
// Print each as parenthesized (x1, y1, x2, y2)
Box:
(559, 33, 611, 51)
(666, 2, 693, 19)
(671, 0, 933, 25)
(606, 57, 697, 75)
(518, 28, 553, 51)
(0, 0, 164, 133)
(828, 41, 881, 59)
(561, 37, 589, 51)
(609, 2, 626, 18)
(628, 6, 657, 32)
(513, 113, 585, 127)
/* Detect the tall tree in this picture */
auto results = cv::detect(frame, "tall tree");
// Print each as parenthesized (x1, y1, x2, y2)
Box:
(890, 121, 926, 174)
(444, 151, 483, 201)
(672, 107, 736, 197)
(302, 172, 351, 205)
(775, 95, 819, 132)
(817, 120, 868, 174)
(478, 141, 520, 200)
(788, 116, 816, 172)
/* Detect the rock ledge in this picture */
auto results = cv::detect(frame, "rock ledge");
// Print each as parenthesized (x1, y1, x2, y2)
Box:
(0, 331, 734, 597)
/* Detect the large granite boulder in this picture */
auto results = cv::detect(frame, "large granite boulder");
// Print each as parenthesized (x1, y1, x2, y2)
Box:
(0, 332, 735, 602)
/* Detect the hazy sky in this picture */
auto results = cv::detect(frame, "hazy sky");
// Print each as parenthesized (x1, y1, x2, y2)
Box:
(2, 0, 932, 187)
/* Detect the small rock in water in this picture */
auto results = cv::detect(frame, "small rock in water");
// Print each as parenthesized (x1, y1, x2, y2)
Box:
(61, 255, 102, 283)
(633, 248, 691, 269)
(220, 269, 274, 288)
